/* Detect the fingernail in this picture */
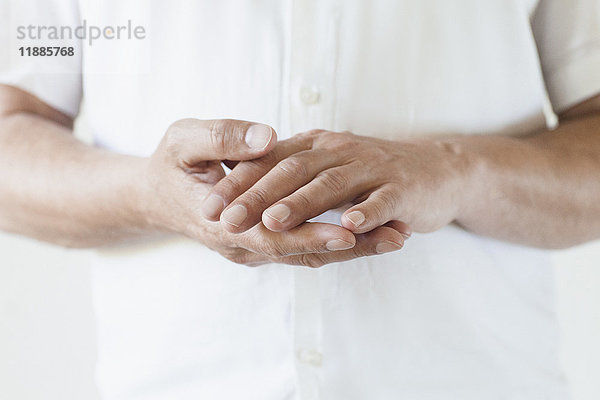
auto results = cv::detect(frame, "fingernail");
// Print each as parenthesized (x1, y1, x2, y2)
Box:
(376, 241, 403, 254)
(345, 211, 365, 228)
(201, 194, 225, 219)
(245, 124, 273, 150)
(221, 204, 247, 227)
(265, 204, 291, 223)
(326, 239, 355, 251)
(400, 232, 411, 240)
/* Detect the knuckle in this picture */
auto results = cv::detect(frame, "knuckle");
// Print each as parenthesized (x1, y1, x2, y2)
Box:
(246, 151, 279, 171)
(295, 129, 324, 147)
(259, 150, 280, 166)
(370, 202, 387, 222)
(298, 129, 324, 140)
(317, 130, 348, 146)
(281, 256, 302, 266)
(277, 156, 308, 179)
(326, 130, 348, 140)
(350, 158, 368, 171)
(295, 253, 312, 267)
(242, 188, 270, 207)
(290, 190, 313, 210)
(207, 119, 231, 157)
(166, 118, 192, 135)
(351, 249, 369, 260)
(227, 254, 245, 264)
(309, 256, 326, 268)
(163, 119, 189, 155)
(316, 169, 349, 193)
(297, 254, 325, 268)
(367, 146, 389, 161)
(216, 173, 244, 199)
(353, 242, 375, 258)
(358, 147, 393, 169)
(261, 243, 286, 258)
(251, 234, 286, 258)
(371, 191, 396, 220)
(328, 141, 355, 156)
(221, 249, 248, 265)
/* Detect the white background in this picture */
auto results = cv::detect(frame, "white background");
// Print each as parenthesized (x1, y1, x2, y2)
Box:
(1, 231, 599, 400)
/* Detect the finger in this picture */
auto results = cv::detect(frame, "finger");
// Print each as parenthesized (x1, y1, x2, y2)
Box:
(240, 222, 357, 258)
(230, 222, 408, 267)
(341, 185, 401, 234)
(164, 118, 277, 164)
(221, 250, 270, 267)
(280, 225, 405, 268)
(261, 163, 373, 232)
(201, 137, 313, 221)
(384, 220, 412, 239)
(219, 149, 343, 232)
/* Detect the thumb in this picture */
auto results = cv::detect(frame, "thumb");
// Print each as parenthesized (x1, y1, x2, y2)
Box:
(164, 118, 277, 163)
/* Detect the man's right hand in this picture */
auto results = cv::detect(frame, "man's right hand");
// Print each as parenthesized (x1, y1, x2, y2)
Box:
(138, 118, 408, 267)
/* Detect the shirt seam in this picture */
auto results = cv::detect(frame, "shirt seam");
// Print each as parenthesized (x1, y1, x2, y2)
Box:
(543, 37, 600, 76)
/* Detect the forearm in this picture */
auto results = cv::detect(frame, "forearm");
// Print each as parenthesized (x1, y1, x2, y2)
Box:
(454, 112, 600, 248)
(0, 112, 151, 247)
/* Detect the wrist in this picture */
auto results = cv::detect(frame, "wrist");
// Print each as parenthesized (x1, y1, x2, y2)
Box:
(438, 136, 489, 222)
(125, 155, 166, 233)
(424, 136, 486, 222)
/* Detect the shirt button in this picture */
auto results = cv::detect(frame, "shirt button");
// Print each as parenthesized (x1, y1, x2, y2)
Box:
(297, 348, 323, 366)
(299, 85, 321, 105)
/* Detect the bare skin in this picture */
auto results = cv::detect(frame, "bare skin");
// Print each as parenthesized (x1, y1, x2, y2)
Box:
(0, 85, 408, 267)
(0, 83, 599, 267)
(204, 97, 600, 251)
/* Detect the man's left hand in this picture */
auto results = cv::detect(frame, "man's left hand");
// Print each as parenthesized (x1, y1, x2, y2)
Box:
(201, 130, 475, 237)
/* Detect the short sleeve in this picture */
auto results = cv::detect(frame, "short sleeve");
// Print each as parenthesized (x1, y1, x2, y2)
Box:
(0, 0, 83, 117)
(532, 0, 600, 113)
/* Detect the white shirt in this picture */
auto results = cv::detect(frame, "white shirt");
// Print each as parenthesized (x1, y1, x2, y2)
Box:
(2, 1, 600, 399)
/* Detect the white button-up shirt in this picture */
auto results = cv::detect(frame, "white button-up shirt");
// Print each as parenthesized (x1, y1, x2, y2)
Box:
(2, 0, 600, 399)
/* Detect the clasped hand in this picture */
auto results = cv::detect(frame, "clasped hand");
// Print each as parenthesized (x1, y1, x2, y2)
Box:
(142, 119, 469, 267)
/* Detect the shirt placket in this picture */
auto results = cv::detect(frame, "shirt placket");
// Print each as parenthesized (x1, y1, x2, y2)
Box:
(287, 0, 339, 134)
(286, 1, 340, 399)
